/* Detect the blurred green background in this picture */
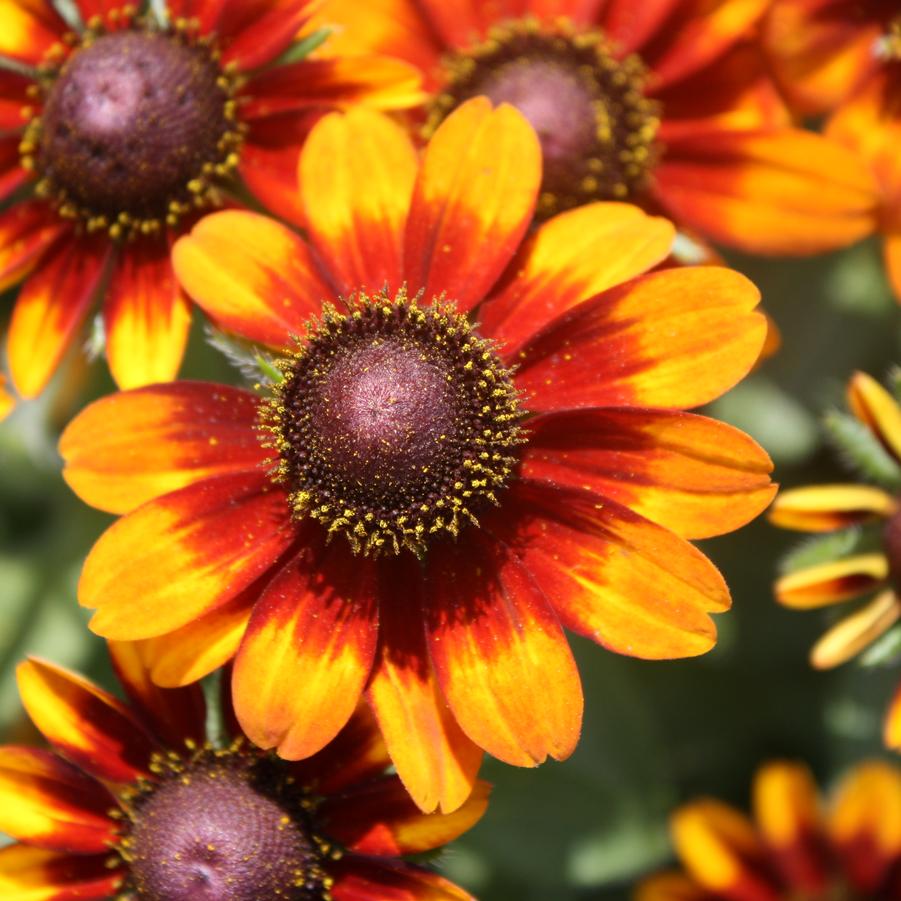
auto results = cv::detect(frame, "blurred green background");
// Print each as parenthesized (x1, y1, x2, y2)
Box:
(1, 238, 899, 899)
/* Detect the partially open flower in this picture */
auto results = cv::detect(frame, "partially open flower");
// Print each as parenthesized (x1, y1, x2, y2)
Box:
(0, 0, 422, 397)
(0, 644, 486, 900)
(637, 760, 901, 900)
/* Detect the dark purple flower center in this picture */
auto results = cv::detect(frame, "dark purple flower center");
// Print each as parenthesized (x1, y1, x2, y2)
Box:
(121, 751, 328, 901)
(23, 25, 242, 238)
(430, 20, 660, 218)
(264, 289, 524, 556)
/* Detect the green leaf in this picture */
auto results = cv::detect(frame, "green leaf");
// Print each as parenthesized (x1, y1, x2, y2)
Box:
(860, 623, 901, 668)
(204, 325, 283, 386)
(271, 27, 333, 67)
(823, 408, 901, 490)
(780, 526, 880, 575)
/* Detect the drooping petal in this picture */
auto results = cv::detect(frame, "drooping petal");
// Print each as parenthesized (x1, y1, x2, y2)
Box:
(846, 371, 901, 465)
(299, 108, 418, 294)
(0, 202, 66, 294)
(768, 484, 897, 532)
(0, 69, 32, 129)
(0, 138, 31, 203)
(478, 203, 675, 353)
(810, 590, 901, 670)
(654, 128, 879, 255)
(0, 844, 123, 901)
(79, 473, 295, 640)
(107, 641, 206, 747)
(829, 760, 901, 896)
(16, 658, 157, 783)
(671, 799, 780, 900)
(330, 856, 474, 901)
(103, 241, 192, 390)
(774, 555, 889, 610)
(521, 408, 774, 540)
(172, 210, 331, 347)
(60, 382, 267, 515)
(233, 541, 379, 760)
(8, 235, 110, 399)
(0, 0, 67, 65)
(0, 747, 115, 852)
(404, 97, 540, 313)
(367, 555, 483, 814)
(423, 530, 583, 768)
(320, 777, 489, 856)
(512, 266, 765, 412)
(493, 482, 730, 659)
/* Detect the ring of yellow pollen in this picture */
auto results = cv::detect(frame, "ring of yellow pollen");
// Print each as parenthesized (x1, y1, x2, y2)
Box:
(427, 18, 660, 219)
(19, 11, 244, 240)
(113, 742, 335, 901)
(261, 288, 525, 557)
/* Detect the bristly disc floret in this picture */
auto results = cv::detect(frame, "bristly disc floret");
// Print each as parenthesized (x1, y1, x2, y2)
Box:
(261, 287, 525, 557)
(113, 741, 334, 901)
(428, 17, 660, 218)
(19, 10, 244, 240)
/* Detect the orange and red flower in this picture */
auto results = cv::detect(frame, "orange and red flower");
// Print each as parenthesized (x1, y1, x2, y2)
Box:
(637, 759, 901, 901)
(311, 0, 879, 256)
(0, 0, 421, 398)
(0, 645, 485, 900)
(60, 99, 775, 813)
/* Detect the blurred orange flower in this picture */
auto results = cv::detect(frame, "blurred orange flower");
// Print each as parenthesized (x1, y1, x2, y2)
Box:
(61, 99, 774, 813)
(0, 646, 485, 900)
(637, 760, 901, 901)
(314, 0, 879, 256)
(0, 0, 421, 397)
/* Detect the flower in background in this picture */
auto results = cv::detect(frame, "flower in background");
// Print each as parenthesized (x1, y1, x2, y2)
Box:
(312, 0, 879, 256)
(636, 759, 901, 900)
(0, 0, 421, 398)
(60, 99, 775, 813)
(763, 0, 899, 115)
(0, 645, 486, 900)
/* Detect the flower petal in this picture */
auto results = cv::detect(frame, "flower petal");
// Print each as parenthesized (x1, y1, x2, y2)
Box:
(367, 555, 483, 814)
(522, 408, 774, 540)
(79, 473, 295, 640)
(404, 97, 540, 313)
(884, 680, 901, 751)
(634, 871, 710, 901)
(774, 555, 889, 610)
(299, 108, 418, 295)
(513, 266, 765, 412)
(424, 530, 583, 768)
(886, 232, 901, 303)
(495, 482, 730, 659)
(220, 0, 313, 69)
(172, 210, 331, 347)
(233, 542, 379, 760)
(0, 139, 31, 204)
(478, 203, 675, 354)
(810, 590, 901, 670)
(0, 845, 122, 901)
(8, 235, 110, 399)
(321, 777, 489, 856)
(103, 241, 191, 390)
(847, 371, 901, 465)
(0, 0, 66, 65)
(16, 658, 157, 783)
(107, 641, 206, 747)
(829, 761, 901, 895)
(330, 856, 474, 901)
(60, 382, 266, 515)
(655, 128, 879, 255)
(0, 747, 115, 852)
(768, 484, 897, 532)
(0, 201, 65, 293)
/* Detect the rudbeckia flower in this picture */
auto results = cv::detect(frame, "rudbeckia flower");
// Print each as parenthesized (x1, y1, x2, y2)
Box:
(311, 0, 878, 255)
(0, 645, 486, 900)
(636, 759, 901, 900)
(61, 99, 775, 813)
(763, 0, 900, 115)
(0, 0, 421, 397)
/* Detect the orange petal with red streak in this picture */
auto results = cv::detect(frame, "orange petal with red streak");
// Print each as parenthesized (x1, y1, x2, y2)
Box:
(0, 0, 66, 65)
(847, 370, 901, 465)
(0, 202, 64, 293)
(330, 856, 474, 901)
(775, 555, 889, 610)
(768, 483, 896, 532)
(0, 844, 123, 901)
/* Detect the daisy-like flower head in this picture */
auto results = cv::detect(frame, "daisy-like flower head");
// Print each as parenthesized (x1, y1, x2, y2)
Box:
(60, 99, 775, 814)
(763, 0, 901, 115)
(0, 0, 422, 397)
(636, 759, 901, 900)
(0, 644, 486, 900)
(311, 0, 880, 256)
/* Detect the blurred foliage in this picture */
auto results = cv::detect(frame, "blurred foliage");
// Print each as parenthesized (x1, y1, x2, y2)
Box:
(2, 237, 901, 899)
